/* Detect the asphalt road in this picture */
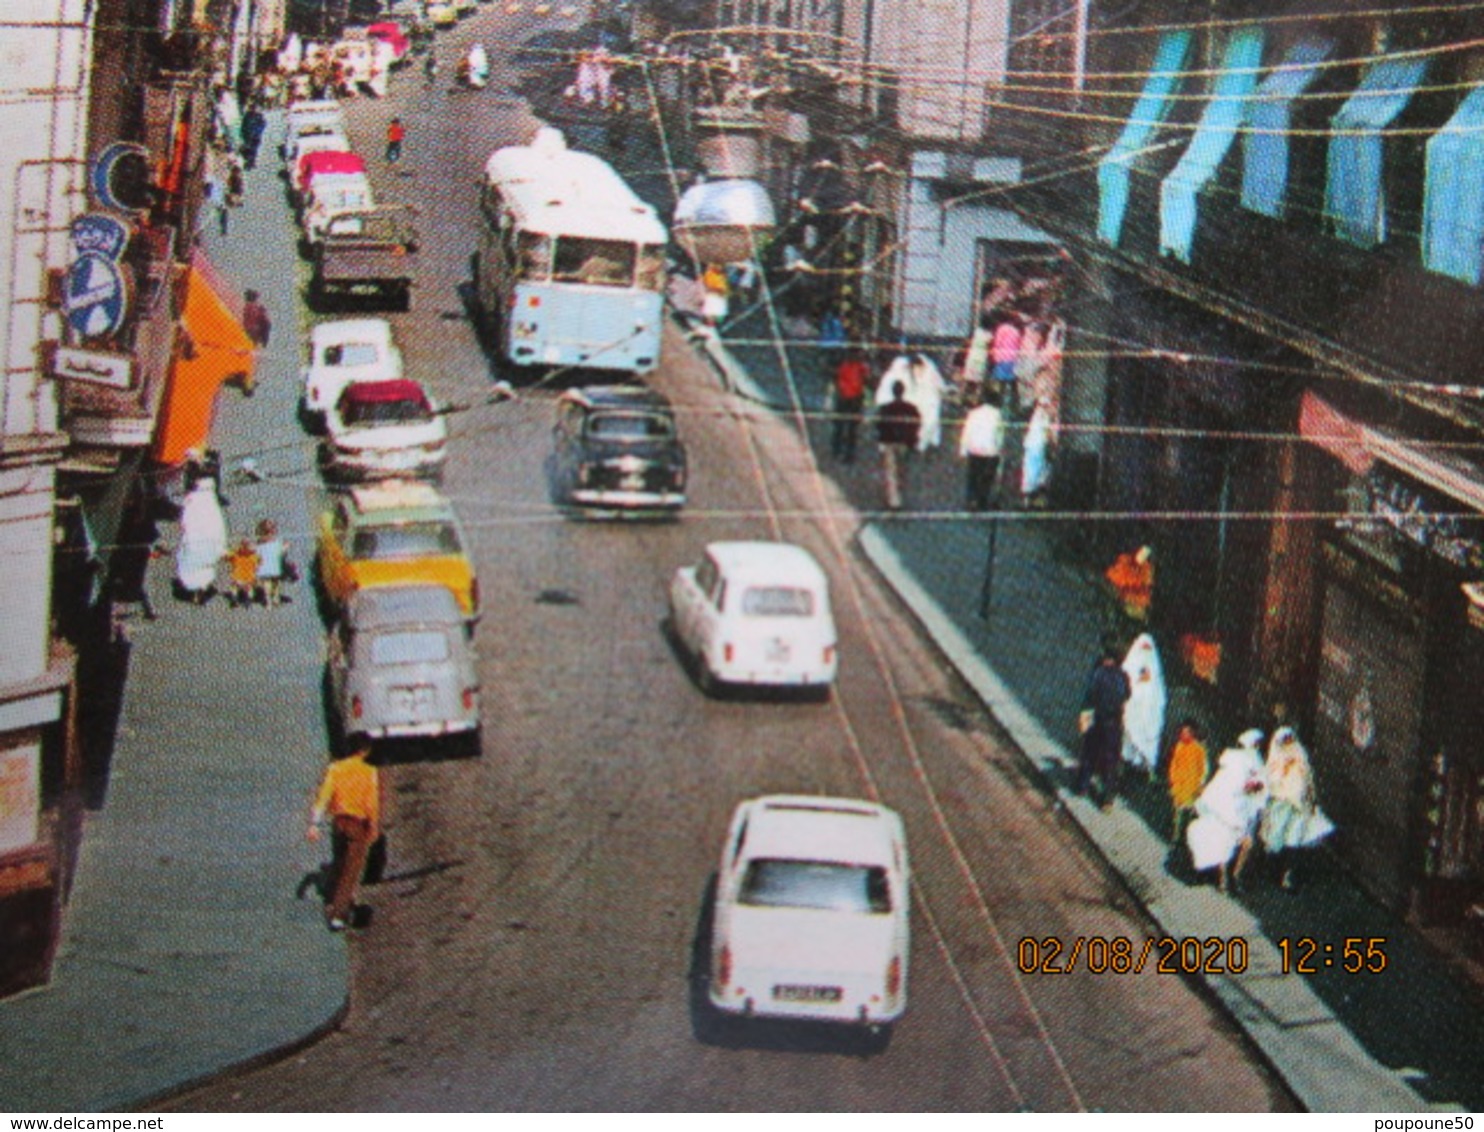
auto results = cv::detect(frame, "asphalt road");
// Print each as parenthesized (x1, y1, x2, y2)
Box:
(164, 3, 1296, 1111)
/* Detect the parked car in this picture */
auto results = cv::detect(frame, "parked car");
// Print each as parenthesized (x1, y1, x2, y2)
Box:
(284, 124, 348, 173)
(295, 149, 367, 204)
(552, 386, 686, 513)
(316, 480, 479, 617)
(328, 583, 480, 750)
(709, 795, 910, 1037)
(283, 101, 343, 162)
(310, 205, 419, 312)
(302, 170, 376, 246)
(301, 317, 404, 423)
(668, 541, 838, 695)
(322, 378, 447, 482)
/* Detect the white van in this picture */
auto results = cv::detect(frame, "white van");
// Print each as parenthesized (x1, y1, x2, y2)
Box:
(302, 172, 376, 244)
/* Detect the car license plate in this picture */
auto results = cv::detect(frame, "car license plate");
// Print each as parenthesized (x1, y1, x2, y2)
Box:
(766, 638, 791, 663)
(773, 984, 842, 1003)
(390, 684, 435, 715)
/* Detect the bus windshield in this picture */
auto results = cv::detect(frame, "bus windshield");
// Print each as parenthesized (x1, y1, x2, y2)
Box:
(552, 237, 637, 287)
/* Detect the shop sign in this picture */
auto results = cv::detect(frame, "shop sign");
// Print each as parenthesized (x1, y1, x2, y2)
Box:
(49, 344, 135, 389)
(90, 141, 151, 213)
(62, 251, 131, 340)
(0, 744, 40, 855)
(70, 213, 132, 261)
(1340, 470, 1484, 572)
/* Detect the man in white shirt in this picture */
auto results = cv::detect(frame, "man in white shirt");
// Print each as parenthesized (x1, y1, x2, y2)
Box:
(959, 389, 1004, 512)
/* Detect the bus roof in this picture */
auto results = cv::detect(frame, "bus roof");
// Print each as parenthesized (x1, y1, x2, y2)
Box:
(483, 128, 667, 245)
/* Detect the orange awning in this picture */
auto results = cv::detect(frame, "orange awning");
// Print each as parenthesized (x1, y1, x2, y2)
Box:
(151, 255, 256, 466)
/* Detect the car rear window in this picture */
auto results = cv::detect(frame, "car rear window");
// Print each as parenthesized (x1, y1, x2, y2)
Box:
(352, 521, 461, 559)
(587, 411, 674, 441)
(325, 343, 380, 367)
(741, 586, 814, 617)
(343, 396, 431, 426)
(739, 860, 890, 914)
(369, 629, 449, 666)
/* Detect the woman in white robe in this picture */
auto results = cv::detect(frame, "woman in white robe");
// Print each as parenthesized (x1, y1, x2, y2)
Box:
(1120, 633, 1167, 775)
(1187, 730, 1267, 891)
(1260, 727, 1334, 891)
(1020, 398, 1055, 501)
(174, 480, 226, 604)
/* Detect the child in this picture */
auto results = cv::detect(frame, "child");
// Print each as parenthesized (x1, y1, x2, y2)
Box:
(1167, 720, 1209, 843)
(225, 537, 260, 608)
(255, 519, 288, 606)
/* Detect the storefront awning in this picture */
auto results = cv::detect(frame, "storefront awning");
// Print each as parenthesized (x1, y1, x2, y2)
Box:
(1422, 86, 1484, 284)
(1097, 29, 1192, 248)
(1241, 38, 1331, 219)
(151, 254, 254, 467)
(1325, 56, 1429, 249)
(1300, 391, 1484, 512)
(1159, 26, 1265, 263)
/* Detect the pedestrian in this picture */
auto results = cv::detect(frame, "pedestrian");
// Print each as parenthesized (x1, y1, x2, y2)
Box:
(174, 478, 226, 605)
(877, 352, 946, 453)
(1186, 729, 1268, 893)
(1260, 727, 1334, 892)
(224, 536, 260, 608)
(701, 262, 729, 327)
(242, 289, 271, 348)
(1020, 397, 1055, 506)
(423, 50, 438, 87)
(307, 734, 383, 932)
(830, 348, 869, 463)
(989, 312, 1023, 414)
(255, 518, 289, 606)
(1105, 544, 1155, 627)
(1120, 632, 1167, 779)
(1076, 648, 1132, 808)
(204, 172, 229, 237)
(958, 386, 1004, 512)
(240, 104, 267, 170)
(225, 156, 245, 209)
(385, 117, 405, 163)
(875, 379, 921, 511)
(1166, 720, 1208, 844)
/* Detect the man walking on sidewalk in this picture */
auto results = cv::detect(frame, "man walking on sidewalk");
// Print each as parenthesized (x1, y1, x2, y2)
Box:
(308, 735, 383, 931)
(1077, 648, 1131, 808)
(958, 387, 1004, 511)
(875, 380, 921, 511)
(830, 348, 869, 463)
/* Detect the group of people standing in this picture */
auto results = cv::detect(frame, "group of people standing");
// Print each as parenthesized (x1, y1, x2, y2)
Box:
(172, 459, 291, 610)
(1078, 632, 1334, 894)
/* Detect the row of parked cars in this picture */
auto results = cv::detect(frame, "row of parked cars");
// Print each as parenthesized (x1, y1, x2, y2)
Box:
(284, 99, 418, 309)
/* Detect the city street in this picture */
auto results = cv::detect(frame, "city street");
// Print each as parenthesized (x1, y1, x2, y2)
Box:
(160, 3, 1294, 1112)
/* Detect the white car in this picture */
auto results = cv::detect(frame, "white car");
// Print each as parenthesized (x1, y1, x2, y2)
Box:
(302, 318, 404, 421)
(709, 795, 910, 1034)
(669, 541, 838, 695)
(284, 124, 348, 173)
(302, 171, 376, 244)
(322, 378, 448, 482)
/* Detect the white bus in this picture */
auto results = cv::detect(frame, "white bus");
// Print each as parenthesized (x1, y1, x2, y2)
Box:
(475, 128, 667, 376)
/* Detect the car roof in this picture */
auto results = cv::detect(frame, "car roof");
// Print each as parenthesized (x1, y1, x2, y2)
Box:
(740, 795, 900, 868)
(705, 541, 827, 586)
(346, 583, 464, 628)
(310, 318, 394, 347)
(560, 385, 675, 412)
(340, 378, 428, 405)
(346, 480, 454, 519)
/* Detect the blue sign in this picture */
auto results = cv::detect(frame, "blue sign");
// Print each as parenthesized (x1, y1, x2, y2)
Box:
(90, 142, 150, 213)
(63, 251, 130, 340)
(70, 214, 131, 261)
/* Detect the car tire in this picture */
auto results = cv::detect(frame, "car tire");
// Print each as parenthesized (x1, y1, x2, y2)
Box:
(697, 655, 720, 698)
(858, 1023, 893, 1056)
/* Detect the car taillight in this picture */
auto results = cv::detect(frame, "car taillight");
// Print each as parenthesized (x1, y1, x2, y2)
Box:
(351, 695, 363, 719)
(421, 441, 444, 453)
(723, 643, 734, 663)
(824, 644, 836, 665)
(885, 956, 902, 998)
(462, 687, 476, 711)
(715, 945, 732, 990)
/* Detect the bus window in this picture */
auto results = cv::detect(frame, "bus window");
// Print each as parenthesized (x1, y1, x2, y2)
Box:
(637, 245, 665, 291)
(553, 237, 636, 287)
(518, 231, 552, 281)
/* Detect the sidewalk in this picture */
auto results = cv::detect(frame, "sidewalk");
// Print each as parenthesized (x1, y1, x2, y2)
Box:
(694, 304, 1483, 1112)
(0, 115, 346, 1112)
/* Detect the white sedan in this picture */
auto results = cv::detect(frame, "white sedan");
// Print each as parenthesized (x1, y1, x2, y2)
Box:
(709, 795, 910, 1035)
(321, 378, 447, 483)
(301, 318, 404, 422)
(668, 541, 838, 696)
